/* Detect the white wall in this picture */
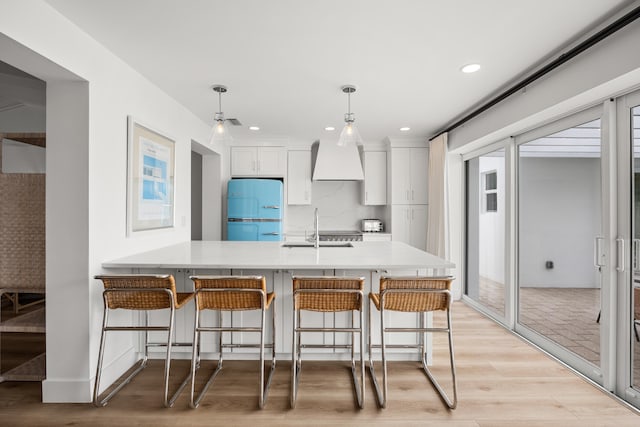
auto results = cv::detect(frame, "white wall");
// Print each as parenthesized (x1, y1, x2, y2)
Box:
(519, 157, 601, 287)
(1, 0, 221, 402)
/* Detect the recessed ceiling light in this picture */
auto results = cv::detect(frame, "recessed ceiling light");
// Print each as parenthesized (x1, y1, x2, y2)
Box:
(400, 127, 411, 132)
(461, 63, 481, 73)
(325, 126, 335, 131)
(249, 126, 260, 131)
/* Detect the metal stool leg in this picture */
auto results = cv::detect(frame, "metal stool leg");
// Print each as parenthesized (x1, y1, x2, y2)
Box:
(93, 308, 150, 407)
(190, 309, 225, 408)
(420, 308, 458, 409)
(291, 304, 300, 408)
(260, 298, 276, 408)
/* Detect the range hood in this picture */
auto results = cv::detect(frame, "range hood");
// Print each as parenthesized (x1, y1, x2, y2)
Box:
(312, 140, 364, 181)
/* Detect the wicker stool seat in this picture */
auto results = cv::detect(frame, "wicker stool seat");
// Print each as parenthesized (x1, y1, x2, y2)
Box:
(368, 276, 457, 409)
(189, 276, 276, 409)
(93, 274, 195, 408)
(291, 276, 365, 409)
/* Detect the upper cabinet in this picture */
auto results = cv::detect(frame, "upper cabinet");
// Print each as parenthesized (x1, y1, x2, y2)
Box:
(390, 147, 428, 204)
(287, 150, 312, 205)
(231, 146, 286, 177)
(361, 150, 387, 205)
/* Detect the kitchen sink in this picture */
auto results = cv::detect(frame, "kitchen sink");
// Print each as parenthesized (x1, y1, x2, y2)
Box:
(281, 242, 353, 248)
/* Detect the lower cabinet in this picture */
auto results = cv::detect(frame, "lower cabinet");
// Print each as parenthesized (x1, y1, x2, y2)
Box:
(391, 205, 428, 250)
(141, 267, 429, 360)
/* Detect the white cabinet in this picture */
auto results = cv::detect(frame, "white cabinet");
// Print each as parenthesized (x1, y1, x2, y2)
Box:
(362, 233, 392, 242)
(391, 147, 428, 204)
(391, 205, 428, 251)
(231, 146, 285, 177)
(361, 151, 387, 205)
(287, 150, 312, 205)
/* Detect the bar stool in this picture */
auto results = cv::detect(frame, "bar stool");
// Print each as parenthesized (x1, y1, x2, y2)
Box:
(93, 274, 194, 407)
(368, 276, 457, 409)
(188, 275, 276, 409)
(291, 276, 365, 409)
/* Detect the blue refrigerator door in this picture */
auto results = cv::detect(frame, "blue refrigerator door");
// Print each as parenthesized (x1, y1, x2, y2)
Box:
(227, 179, 283, 220)
(227, 221, 282, 241)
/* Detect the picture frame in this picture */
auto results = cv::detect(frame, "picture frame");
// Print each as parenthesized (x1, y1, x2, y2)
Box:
(127, 116, 175, 234)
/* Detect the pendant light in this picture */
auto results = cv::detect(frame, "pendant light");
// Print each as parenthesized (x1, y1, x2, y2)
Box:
(338, 85, 362, 147)
(209, 84, 233, 144)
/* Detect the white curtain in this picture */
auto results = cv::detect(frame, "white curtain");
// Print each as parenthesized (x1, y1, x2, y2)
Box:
(426, 133, 448, 258)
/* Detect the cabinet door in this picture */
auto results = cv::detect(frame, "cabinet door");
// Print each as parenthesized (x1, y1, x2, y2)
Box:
(409, 205, 428, 251)
(369, 269, 422, 349)
(410, 147, 428, 204)
(279, 269, 333, 355)
(287, 150, 312, 205)
(361, 233, 392, 242)
(391, 205, 411, 245)
(228, 269, 275, 351)
(391, 148, 411, 204)
(362, 151, 387, 205)
(231, 147, 257, 176)
(257, 147, 285, 176)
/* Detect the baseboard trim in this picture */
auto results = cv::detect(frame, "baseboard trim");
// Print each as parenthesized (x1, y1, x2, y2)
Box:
(42, 346, 137, 403)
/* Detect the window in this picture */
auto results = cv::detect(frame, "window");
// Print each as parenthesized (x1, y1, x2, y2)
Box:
(482, 170, 498, 212)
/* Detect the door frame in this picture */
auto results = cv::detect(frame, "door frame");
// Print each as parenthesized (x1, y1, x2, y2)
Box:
(615, 89, 640, 406)
(513, 104, 612, 388)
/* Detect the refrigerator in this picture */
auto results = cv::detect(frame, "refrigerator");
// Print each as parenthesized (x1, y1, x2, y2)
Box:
(227, 178, 283, 241)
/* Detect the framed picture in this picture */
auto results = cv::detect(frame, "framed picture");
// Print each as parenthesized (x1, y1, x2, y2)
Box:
(127, 116, 175, 234)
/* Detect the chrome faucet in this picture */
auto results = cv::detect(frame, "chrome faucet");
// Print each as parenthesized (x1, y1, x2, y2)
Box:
(314, 208, 319, 249)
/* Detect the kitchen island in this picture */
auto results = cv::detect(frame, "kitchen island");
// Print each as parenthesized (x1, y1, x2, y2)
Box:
(101, 241, 454, 360)
(102, 240, 454, 271)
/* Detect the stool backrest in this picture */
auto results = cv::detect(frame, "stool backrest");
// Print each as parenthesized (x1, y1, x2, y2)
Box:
(292, 276, 364, 312)
(379, 276, 453, 312)
(191, 276, 266, 310)
(96, 275, 176, 310)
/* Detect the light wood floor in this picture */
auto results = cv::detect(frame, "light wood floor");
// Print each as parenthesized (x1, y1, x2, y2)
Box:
(1, 302, 639, 426)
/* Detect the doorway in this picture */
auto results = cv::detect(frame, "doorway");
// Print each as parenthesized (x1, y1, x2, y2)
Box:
(191, 141, 222, 241)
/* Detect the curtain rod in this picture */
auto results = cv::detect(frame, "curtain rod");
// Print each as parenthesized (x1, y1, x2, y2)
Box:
(429, 4, 640, 141)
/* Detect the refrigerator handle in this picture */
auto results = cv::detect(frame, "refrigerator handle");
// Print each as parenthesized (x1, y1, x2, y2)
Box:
(263, 205, 280, 209)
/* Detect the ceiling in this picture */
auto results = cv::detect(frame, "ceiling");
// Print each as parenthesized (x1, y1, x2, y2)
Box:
(36, 1, 633, 145)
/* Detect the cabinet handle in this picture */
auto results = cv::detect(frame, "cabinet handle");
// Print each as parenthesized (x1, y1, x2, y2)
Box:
(365, 191, 368, 202)
(412, 189, 414, 201)
(262, 232, 280, 236)
(412, 209, 415, 220)
(304, 191, 309, 201)
(257, 160, 261, 172)
(252, 160, 256, 172)
(406, 190, 410, 201)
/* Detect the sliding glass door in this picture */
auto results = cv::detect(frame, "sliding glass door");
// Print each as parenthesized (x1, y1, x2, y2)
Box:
(616, 90, 640, 407)
(463, 93, 640, 408)
(515, 110, 606, 384)
(465, 146, 507, 320)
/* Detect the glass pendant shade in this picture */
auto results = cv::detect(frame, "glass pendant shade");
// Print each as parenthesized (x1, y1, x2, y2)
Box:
(337, 85, 362, 147)
(209, 118, 233, 144)
(338, 121, 362, 147)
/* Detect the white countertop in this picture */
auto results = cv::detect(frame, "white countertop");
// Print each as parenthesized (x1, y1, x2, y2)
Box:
(102, 241, 455, 270)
